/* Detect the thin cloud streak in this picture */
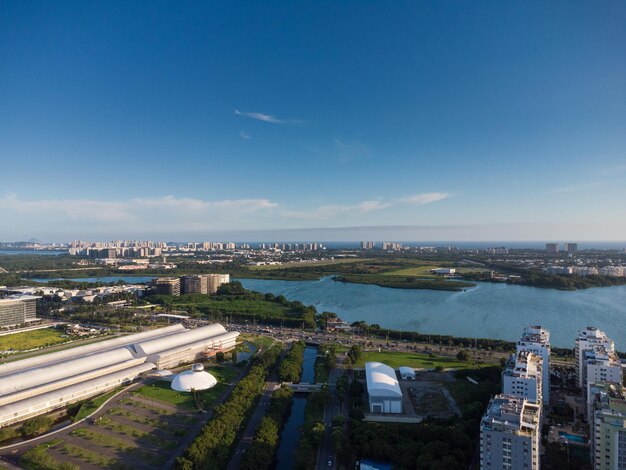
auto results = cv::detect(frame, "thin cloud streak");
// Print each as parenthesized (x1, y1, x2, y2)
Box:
(546, 181, 604, 194)
(234, 109, 302, 124)
(398, 192, 450, 205)
(239, 130, 251, 140)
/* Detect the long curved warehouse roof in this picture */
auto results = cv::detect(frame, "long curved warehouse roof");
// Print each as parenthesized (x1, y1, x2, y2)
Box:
(150, 331, 239, 362)
(365, 362, 402, 398)
(0, 347, 136, 396)
(0, 362, 155, 424)
(0, 324, 185, 377)
(133, 324, 227, 357)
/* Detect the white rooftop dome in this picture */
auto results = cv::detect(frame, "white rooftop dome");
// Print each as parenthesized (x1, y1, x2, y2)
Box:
(171, 363, 217, 392)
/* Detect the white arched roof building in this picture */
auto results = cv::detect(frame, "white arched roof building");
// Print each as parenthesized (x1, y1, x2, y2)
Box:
(365, 362, 403, 414)
(0, 323, 238, 427)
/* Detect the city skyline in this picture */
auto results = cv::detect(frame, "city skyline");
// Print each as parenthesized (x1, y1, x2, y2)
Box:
(1, 1, 625, 241)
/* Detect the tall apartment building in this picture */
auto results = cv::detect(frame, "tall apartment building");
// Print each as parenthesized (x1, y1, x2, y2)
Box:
(502, 351, 543, 405)
(575, 327, 616, 389)
(181, 275, 209, 295)
(516, 326, 551, 406)
(564, 242, 578, 254)
(207, 274, 230, 294)
(153, 277, 181, 296)
(545, 243, 559, 253)
(0, 296, 39, 327)
(480, 395, 541, 470)
(360, 241, 375, 250)
(583, 347, 622, 398)
(589, 382, 626, 470)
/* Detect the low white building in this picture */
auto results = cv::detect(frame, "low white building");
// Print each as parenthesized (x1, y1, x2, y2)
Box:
(398, 366, 416, 380)
(365, 362, 402, 414)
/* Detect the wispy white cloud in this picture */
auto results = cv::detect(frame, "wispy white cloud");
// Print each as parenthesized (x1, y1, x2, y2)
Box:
(282, 200, 391, 220)
(234, 109, 302, 124)
(398, 192, 450, 205)
(333, 138, 370, 162)
(239, 130, 251, 140)
(0, 191, 450, 239)
(546, 181, 604, 194)
(598, 164, 626, 176)
(0, 194, 279, 236)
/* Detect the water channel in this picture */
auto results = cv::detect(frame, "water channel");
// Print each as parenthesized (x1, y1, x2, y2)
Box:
(275, 346, 317, 468)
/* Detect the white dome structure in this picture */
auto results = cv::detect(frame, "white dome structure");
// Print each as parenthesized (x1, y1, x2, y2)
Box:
(171, 363, 217, 392)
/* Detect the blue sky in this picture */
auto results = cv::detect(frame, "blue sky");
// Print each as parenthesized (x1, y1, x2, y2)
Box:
(1, 1, 625, 241)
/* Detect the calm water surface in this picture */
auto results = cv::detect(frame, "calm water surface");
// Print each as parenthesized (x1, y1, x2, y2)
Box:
(240, 277, 626, 349)
(275, 346, 317, 469)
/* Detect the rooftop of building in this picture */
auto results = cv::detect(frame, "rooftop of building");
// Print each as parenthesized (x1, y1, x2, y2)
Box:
(518, 325, 550, 345)
(503, 351, 542, 378)
(481, 395, 540, 434)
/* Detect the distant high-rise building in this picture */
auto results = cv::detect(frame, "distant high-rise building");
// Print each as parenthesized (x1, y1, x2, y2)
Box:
(588, 382, 626, 470)
(575, 327, 619, 391)
(181, 275, 209, 295)
(480, 395, 541, 470)
(545, 243, 559, 253)
(516, 326, 551, 406)
(0, 296, 39, 327)
(485, 247, 509, 255)
(564, 242, 578, 254)
(207, 274, 230, 294)
(153, 277, 181, 296)
(360, 241, 375, 250)
(502, 351, 543, 405)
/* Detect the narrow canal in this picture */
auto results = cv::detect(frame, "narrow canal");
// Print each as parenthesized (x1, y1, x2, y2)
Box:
(275, 346, 317, 468)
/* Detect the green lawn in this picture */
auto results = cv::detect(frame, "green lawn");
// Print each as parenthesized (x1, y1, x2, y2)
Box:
(248, 258, 372, 270)
(383, 265, 488, 278)
(381, 264, 441, 278)
(240, 334, 276, 352)
(135, 365, 240, 409)
(72, 388, 121, 421)
(355, 351, 487, 370)
(0, 328, 68, 352)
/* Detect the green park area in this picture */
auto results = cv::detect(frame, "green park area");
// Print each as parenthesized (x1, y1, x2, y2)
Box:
(354, 350, 491, 370)
(136, 365, 240, 409)
(0, 327, 68, 352)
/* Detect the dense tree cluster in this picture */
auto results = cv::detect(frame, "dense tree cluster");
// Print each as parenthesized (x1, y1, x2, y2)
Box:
(174, 345, 281, 470)
(278, 341, 305, 383)
(147, 285, 317, 329)
(338, 366, 502, 469)
(350, 321, 518, 352)
(239, 385, 293, 470)
(293, 388, 330, 470)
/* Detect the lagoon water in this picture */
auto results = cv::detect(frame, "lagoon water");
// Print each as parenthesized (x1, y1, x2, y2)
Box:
(240, 277, 626, 349)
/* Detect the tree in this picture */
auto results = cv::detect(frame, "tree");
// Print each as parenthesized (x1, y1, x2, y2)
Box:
(456, 350, 470, 362)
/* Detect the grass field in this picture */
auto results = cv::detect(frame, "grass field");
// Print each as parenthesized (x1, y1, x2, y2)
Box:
(355, 351, 488, 370)
(383, 265, 488, 278)
(240, 334, 276, 352)
(73, 388, 121, 421)
(136, 365, 240, 409)
(248, 258, 371, 270)
(0, 328, 68, 352)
